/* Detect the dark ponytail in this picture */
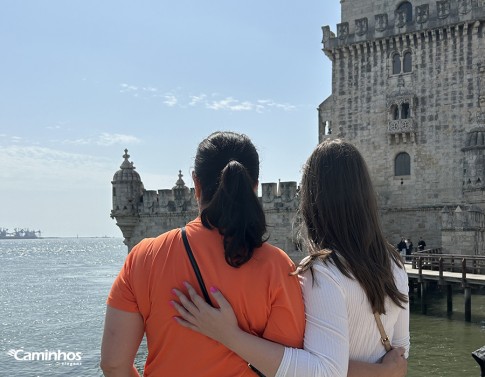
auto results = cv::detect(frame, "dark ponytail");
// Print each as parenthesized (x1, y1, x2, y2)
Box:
(194, 132, 267, 267)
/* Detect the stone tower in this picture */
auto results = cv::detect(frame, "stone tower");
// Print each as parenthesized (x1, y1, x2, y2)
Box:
(111, 149, 144, 245)
(319, 0, 485, 255)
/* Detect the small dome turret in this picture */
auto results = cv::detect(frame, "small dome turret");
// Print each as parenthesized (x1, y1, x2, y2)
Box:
(113, 149, 141, 182)
(173, 170, 186, 189)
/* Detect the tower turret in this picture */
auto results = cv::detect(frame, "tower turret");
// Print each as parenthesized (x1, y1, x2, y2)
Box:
(111, 149, 144, 246)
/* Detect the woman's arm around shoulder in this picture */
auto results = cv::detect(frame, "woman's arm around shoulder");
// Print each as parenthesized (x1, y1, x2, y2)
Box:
(172, 283, 407, 377)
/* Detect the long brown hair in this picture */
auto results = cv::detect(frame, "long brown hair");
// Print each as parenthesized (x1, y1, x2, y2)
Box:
(297, 139, 407, 314)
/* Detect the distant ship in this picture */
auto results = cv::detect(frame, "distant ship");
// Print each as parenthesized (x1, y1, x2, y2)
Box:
(0, 228, 41, 239)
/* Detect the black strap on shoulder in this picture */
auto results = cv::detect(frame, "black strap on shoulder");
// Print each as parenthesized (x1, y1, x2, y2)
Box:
(180, 227, 265, 377)
(180, 227, 213, 307)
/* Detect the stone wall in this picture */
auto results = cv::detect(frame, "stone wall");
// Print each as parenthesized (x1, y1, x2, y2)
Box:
(380, 207, 443, 250)
(111, 163, 302, 257)
(320, 1, 485, 255)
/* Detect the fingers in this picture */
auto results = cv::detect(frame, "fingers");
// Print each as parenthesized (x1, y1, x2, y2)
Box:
(172, 288, 200, 315)
(170, 292, 204, 335)
(170, 298, 194, 320)
(183, 282, 210, 308)
(209, 287, 230, 310)
(172, 313, 201, 333)
(392, 346, 406, 357)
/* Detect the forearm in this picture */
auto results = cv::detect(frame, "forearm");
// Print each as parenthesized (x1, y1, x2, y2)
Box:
(222, 327, 284, 377)
(348, 346, 407, 377)
(348, 360, 392, 377)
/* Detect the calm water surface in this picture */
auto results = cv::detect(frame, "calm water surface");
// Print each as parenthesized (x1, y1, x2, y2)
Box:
(0, 238, 484, 376)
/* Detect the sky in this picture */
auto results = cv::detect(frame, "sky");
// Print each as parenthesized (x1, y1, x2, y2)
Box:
(0, 1, 341, 237)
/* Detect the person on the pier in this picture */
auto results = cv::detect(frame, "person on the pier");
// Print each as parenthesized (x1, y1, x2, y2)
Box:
(397, 238, 407, 260)
(417, 237, 426, 251)
(405, 238, 413, 261)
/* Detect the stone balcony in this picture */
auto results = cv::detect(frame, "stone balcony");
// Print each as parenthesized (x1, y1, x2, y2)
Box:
(387, 119, 416, 144)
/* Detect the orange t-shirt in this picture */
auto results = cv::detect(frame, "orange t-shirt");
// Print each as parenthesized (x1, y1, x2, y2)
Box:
(107, 217, 305, 377)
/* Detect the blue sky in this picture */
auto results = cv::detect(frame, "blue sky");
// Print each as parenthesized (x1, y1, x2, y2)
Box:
(0, 1, 340, 237)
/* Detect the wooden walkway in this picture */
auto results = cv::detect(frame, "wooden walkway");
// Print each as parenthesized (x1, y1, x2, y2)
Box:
(405, 263, 485, 286)
(405, 253, 485, 321)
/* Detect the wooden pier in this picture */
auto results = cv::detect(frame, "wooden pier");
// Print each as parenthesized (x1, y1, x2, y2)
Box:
(406, 252, 485, 322)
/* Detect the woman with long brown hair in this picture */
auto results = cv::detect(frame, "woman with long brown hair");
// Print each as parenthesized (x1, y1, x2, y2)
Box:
(172, 138, 409, 377)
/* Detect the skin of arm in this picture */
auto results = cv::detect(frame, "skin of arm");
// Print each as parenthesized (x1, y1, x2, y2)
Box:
(172, 282, 407, 377)
(389, 266, 411, 357)
(392, 299, 410, 357)
(100, 306, 145, 377)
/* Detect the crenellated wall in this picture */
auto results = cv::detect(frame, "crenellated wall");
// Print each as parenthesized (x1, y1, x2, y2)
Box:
(330, 0, 484, 49)
(111, 159, 303, 257)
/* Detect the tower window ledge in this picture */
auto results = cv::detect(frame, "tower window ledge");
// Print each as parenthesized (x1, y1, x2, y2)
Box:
(387, 119, 416, 134)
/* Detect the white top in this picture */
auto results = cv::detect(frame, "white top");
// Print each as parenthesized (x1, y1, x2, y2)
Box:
(276, 257, 410, 377)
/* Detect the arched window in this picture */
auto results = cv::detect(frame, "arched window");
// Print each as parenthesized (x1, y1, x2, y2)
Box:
(397, 2, 413, 24)
(391, 104, 399, 120)
(392, 53, 401, 75)
(401, 103, 410, 119)
(403, 51, 412, 72)
(395, 152, 411, 176)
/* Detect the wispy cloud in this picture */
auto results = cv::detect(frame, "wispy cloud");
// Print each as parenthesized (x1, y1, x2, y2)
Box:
(205, 96, 295, 112)
(2, 145, 115, 190)
(256, 99, 296, 112)
(119, 83, 139, 93)
(0, 133, 23, 145)
(119, 83, 159, 96)
(163, 95, 178, 107)
(118, 83, 296, 113)
(206, 97, 254, 111)
(189, 94, 207, 106)
(61, 132, 141, 147)
(45, 121, 69, 130)
(97, 133, 141, 146)
(1, 144, 186, 192)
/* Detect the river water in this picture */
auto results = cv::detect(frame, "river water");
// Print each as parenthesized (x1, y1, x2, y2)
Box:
(0, 238, 483, 376)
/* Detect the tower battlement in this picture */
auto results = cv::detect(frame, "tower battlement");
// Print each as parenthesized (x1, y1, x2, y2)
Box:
(111, 150, 301, 255)
(324, 0, 485, 51)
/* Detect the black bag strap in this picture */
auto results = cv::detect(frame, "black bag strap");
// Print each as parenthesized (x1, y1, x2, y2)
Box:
(180, 227, 213, 307)
(180, 227, 265, 377)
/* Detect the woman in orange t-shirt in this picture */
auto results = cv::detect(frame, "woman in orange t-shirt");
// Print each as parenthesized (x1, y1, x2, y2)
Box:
(100, 131, 305, 377)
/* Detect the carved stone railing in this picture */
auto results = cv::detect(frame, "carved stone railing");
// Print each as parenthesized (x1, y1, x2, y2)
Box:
(388, 119, 416, 134)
